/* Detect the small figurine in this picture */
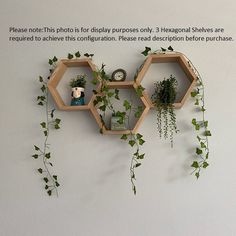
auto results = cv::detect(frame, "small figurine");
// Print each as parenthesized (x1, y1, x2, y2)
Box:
(69, 74, 87, 106)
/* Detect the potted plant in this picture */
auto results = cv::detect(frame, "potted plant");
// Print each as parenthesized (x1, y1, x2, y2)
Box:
(151, 75, 179, 147)
(69, 74, 87, 106)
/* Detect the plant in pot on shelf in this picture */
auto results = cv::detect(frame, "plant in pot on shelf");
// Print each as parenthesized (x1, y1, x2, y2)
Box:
(70, 74, 87, 106)
(151, 74, 179, 147)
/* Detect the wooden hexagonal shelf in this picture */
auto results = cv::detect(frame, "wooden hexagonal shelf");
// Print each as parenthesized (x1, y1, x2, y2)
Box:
(90, 81, 151, 135)
(48, 58, 101, 111)
(135, 53, 197, 109)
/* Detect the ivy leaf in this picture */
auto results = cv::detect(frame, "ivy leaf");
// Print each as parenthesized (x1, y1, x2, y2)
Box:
(201, 106, 206, 112)
(191, 161, 199, 168)
(114, 89, 120, 100)
(133, 185, 136, 195)
(55, 118, 61, 124)
(34, 145, 40, 151)
(204, 121, 208, 128)
(75, 51, 81, 58)
(56, 182, 60, 187)
(48, 59, 53, 65)
(135, 163, 141, 168)
(202, 162, 209, 168)
(43, 177, 49, 183)
(107, 92, 114, 97)
(39, 76, 43, 82)
(141, 46, 151, 56)
(38, 102, 44, 106)
(200, 142, 206, 149)
(32, 154, 38, 159)
(44, 131, 48, 136)
(123, 100, 131, 111)
(91, 78, 98, 85)
(139, 139, 145, 145)
(135, 85, 145, 97)
(52, 56, 58, 62)
(121, 134, 128, 140)
(136, 133, 143, 139)
(195, 172, 200, 179)
(68, 53, 74, 59)
(49, 162, 53, 167)
(37, 168, 43, 174)
(99, 105, 106, 112)
(129, 140, 135, 147)
(137, 154, 145, 159)
(196, 148, 203, 155)
(40, 122, 46, 128)
(161, 47, 166, 52)
(204, 130, 212, 136)
(53, 175, 57, 180)
(45, 153, 51, 159)
(191, 91, 198, 97)
(194, 99, 199, 105)
(45, 185, 48, 189)
(206, 152, 209, 159)
(54, 124, 60, 129)
(50, 109, 55, 118)
(41, 85, 46, 93)
(197, 136, 201, 142)
(47, 190, 52, 196)
(168, 46, 174, 51)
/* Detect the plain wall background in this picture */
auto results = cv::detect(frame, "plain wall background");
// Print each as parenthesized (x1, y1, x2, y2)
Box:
(0, 0, 235, 235)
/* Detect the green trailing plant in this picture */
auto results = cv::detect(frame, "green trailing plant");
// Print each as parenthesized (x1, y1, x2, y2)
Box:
(69, 74, 87, 88)
(141, 46, 211, 178)
(33, 69, 61, 196)
(151, 75, 179, 147)
(92, 66, 145, 195)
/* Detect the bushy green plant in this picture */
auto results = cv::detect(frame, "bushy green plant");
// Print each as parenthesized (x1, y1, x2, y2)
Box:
(69, 74, 87, 88)
(152, 75, 178, 147)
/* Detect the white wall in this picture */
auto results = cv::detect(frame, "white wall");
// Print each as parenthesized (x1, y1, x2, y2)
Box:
(0, 0, 236, 235)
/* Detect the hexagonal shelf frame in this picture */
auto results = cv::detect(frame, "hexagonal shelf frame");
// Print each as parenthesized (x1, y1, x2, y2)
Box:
(135, 53, 197, 109)
(48, 58, 101, 111)
(90, 81, 151, 135)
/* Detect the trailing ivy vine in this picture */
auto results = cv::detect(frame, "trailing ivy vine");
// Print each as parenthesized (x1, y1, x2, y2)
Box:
(93, 66, 145, 195)
(33, 57, 61, 196)
(140, 46, 211, 178)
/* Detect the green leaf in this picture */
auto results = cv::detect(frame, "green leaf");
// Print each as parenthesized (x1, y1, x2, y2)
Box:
(137, 154, 145, 159)
(195, 124, 200, 131)
(43, 177, 49, 183)
(39, 76, 43, 82)
(32, 154, 38, 159)
(200, 142, 206, 149)
(54, 124, 60, 129)
(133, 185, 136, 195)
(141, 46, 151, 56)
(75, 51, 81, 58)
(194, 99, 199, 105)
(49, 162, 53, 167)
(191, 161, 199, 168)
(201, 106, 206, 112)
(99, 105, 106, 112)
(196, 148, 203, 155)
(37, 168, 43, 174)
(195, 172, 200, 179)
(191, 91, 198, 97)
(197, 136, 201, 142)
(139, 139, 145, 145)
(38, 102, 44, 106)
(161, 47, 166, 52)
(34, 145, 40, 151)
(47, 190, 52, 196)
(45, 153, 51, 159)
(48, 59, 53, 65)
(91, 78, 98, 85)
(68, 53, 74, 59)
(45, 185, 48, 189)
(129, 140, 135, 147)
(123, 100, 131, 111)
(168, 46, 174, 51)
(206, 152, 209, 159)
(55, 118, 61, 124)
(52, 56, 58, 62)
(192, 118, 196, 125)
(41, 85, 46, 93)
(53, 175, 57, 180)
(44, 131, 48, 136)
(107, 92, 114, 97)
(40, 122, 46, 128)
(204, 130, 212, 136)
(135, 85, 145, 97)
(121, 134, 128, 140)
(202, 162, 209, 168)
(56, 182, 60, 187)
(204, 121, 208, 128)
(135, 163, 141, 168)
(136, 133, 143, 139)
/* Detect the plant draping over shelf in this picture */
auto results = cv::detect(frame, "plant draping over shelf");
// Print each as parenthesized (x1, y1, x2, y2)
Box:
(32, 47, 211, 196)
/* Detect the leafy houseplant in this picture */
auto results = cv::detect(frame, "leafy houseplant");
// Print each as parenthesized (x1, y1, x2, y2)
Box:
(70, 74, 87, 106)
(151, 75, 178, 147)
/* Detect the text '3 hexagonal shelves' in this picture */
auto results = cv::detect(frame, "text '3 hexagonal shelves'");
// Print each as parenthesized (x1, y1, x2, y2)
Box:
(135, 53, 197, 109)
(48, 58, 101, 111)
